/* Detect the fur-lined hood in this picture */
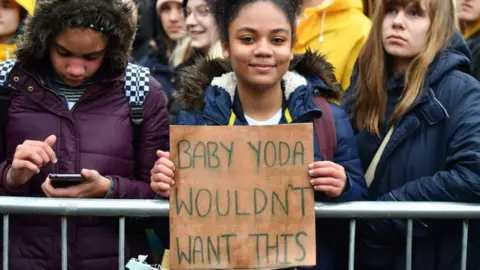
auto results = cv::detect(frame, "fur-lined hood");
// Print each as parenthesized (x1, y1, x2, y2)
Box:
(16, 0, 137, 72)
(174, 50, 343, 110)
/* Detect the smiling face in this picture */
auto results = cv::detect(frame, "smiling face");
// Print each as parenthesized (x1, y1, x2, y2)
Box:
(382, 0, 431, 62)
(185, 0, 218, 52)
(222, 1, 294, 92)
(49, 28, 107, 87)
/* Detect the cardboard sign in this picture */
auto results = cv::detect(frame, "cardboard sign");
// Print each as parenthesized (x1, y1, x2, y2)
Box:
(170, 124, 316, 269)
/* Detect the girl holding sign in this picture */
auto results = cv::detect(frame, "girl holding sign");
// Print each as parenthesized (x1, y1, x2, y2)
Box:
(151, 0, 368, 269)
(343, 0, 480, 269)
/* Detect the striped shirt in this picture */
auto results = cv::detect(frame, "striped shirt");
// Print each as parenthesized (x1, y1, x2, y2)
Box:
(52, 79, 93, 110)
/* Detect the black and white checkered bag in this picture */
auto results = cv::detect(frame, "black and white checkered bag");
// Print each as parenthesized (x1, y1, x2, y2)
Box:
(124, 63, 151, 107)
(0, 59, 16, 86)
(0, 60, 150, 125)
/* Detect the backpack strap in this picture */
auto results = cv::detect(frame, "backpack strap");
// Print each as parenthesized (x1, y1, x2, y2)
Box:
(124, 63, 151, 126)
(313, 96, 337, 161)
(0, 59, 16, 86)
(0, 59, 16, 160)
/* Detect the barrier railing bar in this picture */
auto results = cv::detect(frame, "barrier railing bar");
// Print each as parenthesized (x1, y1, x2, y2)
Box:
(119, 217, 125, 270)
(461, 219, 469, 270)
(0, 198, 478, 269)
(3, 214, 8, 270)
(1, 198, 480, 218)
(406, 219, 412, 270)
(61, 216, 67, 270)
(348, 219, 356, 270)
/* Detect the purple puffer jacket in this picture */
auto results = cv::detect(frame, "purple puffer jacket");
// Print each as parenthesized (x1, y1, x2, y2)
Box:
(0, 63, 169, 270)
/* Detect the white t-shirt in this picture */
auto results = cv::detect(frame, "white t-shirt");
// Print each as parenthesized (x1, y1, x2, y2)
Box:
(244, 109, 282, 126)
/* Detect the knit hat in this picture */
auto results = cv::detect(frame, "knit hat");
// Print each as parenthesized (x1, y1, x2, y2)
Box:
(182, 0, 215, 9)
(156, 0, 182, 11)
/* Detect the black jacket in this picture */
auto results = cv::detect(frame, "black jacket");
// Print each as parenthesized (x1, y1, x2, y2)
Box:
(466, 31, 480, 80)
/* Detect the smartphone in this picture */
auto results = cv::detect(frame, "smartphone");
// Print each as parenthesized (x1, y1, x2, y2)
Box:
(48, 174, 85, 188)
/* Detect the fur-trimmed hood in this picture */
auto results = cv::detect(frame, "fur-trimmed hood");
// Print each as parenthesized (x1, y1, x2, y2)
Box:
(174, 50, 343, 110)
(16, 0, 137, 72)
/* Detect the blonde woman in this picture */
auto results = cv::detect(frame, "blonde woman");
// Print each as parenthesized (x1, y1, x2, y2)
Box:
(169, 0, 222, 68)
(343, 0, 480, 269)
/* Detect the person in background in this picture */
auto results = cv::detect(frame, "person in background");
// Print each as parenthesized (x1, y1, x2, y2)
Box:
(0, 0, 35, 61)
(137, 0, 186, 261)
(131, 0, 157, 61)
(0, 0, 169, 268)
(344, 0, 480, 269)
(169, 0, 222, 68)
(458, 0, 480, 80)
(139, 0, 186, 123)
(294, 0, 371, 90)
(151, 0, 368, 270)
(145, 0, 221, 124)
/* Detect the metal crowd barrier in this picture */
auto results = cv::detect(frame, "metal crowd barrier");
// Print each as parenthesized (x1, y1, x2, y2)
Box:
(0, 197, 478, 270)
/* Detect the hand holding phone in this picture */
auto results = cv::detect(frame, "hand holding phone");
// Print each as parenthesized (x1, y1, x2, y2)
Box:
(43, 169, 112, 198)
(48, 174, 85, 188)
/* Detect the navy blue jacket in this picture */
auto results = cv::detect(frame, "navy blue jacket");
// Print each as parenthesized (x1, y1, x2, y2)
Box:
(138, 55, 182, 124)
(173, 52, 368, 270)
(344, 31, 480, 270)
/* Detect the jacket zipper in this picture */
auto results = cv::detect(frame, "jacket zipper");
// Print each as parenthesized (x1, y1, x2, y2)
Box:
(70, 89, 105, 113)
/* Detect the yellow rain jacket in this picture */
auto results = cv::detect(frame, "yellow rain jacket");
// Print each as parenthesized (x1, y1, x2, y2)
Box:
(294, 0, 371, 90)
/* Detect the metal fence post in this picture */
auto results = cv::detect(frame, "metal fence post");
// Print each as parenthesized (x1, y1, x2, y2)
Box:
(461, 219, 469, 270)
(119, 217, 125, 270)
(3, 215, 8, 270)
(348, 219, 356, 270)
(62, 216, 68, 270)
(406, 219, 413, 270)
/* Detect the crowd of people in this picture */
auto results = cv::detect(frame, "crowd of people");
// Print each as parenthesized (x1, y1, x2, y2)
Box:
(1, 0, 480, 269)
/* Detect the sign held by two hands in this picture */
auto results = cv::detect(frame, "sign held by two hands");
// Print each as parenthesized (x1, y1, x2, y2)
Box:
(170, 124, 316, 269)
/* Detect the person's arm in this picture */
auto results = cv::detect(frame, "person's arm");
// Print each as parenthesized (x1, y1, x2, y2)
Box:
(0, 163, 30, 196)
(323, 104, 368, 202)
(107, 77, 169, 199)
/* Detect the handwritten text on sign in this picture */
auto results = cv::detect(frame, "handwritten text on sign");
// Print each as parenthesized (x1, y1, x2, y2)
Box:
(170, 124, 316, 269)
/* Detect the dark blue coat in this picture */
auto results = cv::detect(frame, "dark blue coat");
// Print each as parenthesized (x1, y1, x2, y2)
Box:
(173, 52, 368, 270)
(138, 55, 181, 124)
(344, 31, 480, 270)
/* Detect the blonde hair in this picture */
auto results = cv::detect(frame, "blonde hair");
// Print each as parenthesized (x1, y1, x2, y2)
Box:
(351, 0, 456, 135)
(170, 37, 223, 67)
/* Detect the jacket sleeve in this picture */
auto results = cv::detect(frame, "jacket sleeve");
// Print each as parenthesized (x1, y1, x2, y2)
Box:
(325, 103, 368, 202)
(107, 77, 169, 199)
(0, 83, 31, 196)
(371, 75, 480, 238)
(0, 162, 33, 196)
